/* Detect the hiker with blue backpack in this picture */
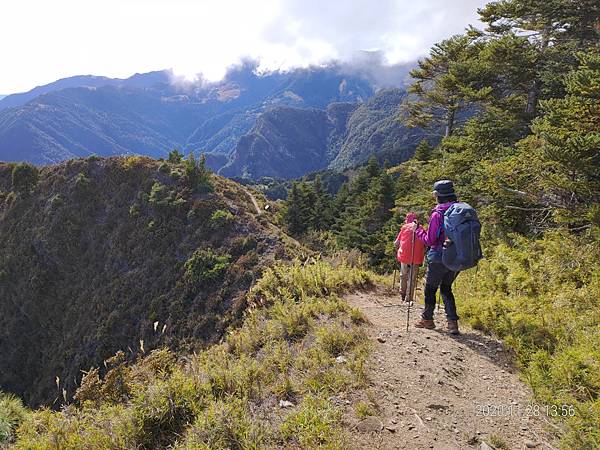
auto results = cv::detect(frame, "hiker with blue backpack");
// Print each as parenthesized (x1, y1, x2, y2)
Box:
(414, 180, 482, 335)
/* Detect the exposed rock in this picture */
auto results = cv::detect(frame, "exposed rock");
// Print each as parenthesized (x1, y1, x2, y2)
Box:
(356, 416, 383, 433)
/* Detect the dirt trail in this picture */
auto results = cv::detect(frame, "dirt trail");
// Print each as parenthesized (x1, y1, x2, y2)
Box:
(343, 288, 559, 450)
(242, 185, 305, 250)
(241, 185, 263, 215)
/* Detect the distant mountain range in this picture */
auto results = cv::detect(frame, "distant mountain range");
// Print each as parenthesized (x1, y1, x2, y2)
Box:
(221, 89, 427, 179)
(0, 71, 171, 111)
(0, 62, 423, 179)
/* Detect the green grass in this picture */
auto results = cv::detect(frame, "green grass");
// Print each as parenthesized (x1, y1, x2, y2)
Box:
(455, 232, 600, 449)
(354, 401, 376, 419)
(280, 394, 344, 449)
(0, 392, 28, 446)
(10, 260, 376, 449)
(489, 434, 511, 450)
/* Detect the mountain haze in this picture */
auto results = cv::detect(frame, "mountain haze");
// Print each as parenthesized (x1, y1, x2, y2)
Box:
(0, 64, 377, 171)
(0, 71, 171, 111)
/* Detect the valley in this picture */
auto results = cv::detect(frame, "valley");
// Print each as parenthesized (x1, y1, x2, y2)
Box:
(0, 0, 598, 447)
(0, 64, 419, 179)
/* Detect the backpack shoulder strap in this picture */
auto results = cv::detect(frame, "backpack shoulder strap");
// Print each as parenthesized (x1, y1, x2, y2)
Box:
(431, 209, 445, 238)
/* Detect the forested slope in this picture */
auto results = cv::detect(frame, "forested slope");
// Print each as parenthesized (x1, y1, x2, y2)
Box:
(0, 155, 293, 407)
(222, 89, 427, 179)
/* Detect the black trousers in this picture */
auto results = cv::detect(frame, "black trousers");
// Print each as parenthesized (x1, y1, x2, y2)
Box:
(421, 262, 459, 321)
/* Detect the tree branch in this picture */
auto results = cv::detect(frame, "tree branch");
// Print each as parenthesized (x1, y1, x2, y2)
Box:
(505, 205, 553, 211)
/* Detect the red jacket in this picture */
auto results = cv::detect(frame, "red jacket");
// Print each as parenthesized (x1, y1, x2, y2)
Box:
(395, 223, 425, 264)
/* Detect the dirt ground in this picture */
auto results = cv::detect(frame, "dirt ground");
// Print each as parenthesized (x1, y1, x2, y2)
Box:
(341, 288, 560, 450)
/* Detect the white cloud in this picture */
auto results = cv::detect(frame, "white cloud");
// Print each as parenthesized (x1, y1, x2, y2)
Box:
(0, 0, 487, 93)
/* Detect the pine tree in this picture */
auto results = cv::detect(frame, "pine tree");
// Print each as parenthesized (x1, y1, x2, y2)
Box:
(168, 149, 184, 164)
(479, 0, 599, 48)
(298, 182, 317, 229)
(365, 155, 381, 178)
(311, 176, 334, 231)
(405, 34, 488, 137)
(184, 152, 213, 193)
(532, 51, 600, 225)
(414, 140, 433, 161)
(363, 172, 395, 233)
(478, 0, 600, 115)
(284, 182, 309, 235)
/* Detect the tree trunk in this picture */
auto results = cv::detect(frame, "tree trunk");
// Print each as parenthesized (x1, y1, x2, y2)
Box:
(445, 107, 455, 137)
(527, 27, 551, 116)
(526, 79, 540, 116)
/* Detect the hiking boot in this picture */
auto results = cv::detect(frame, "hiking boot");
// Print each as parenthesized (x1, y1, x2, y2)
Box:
(414, 319, 435, 330)
(447, 320, 460, 335)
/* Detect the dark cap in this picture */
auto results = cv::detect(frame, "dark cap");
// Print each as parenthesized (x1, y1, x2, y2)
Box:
(433, 180, 455, 196)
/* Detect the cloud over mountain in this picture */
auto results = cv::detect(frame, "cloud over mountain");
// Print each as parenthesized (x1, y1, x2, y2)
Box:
(0, 0, 486, 93)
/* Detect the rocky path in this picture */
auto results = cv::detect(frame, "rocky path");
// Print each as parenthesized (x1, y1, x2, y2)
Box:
(343, 288, 559, 450)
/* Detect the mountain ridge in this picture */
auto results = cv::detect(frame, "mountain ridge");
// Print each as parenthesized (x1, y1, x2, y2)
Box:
(0, 156, 297, 407)
(0, 65, 378, 171)
(0, 71, 171, 111)
(220, 89, 429, 179)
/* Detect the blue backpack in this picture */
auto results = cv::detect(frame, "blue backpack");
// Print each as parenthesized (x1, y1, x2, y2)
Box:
(442, 202, 482, 271)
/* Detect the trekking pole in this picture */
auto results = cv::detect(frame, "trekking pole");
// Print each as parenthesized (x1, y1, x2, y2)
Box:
(406, 224, 417, 332)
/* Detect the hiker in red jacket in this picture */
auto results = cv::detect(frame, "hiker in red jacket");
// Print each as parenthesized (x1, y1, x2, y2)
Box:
(394, 212, 425, 302)
(414, 180, 460, 334)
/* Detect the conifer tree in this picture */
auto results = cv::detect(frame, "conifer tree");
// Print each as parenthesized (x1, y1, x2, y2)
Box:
(363, 172, 395, 233)
(284, 182, 308, 235)
(184, 152, 213, 193)
(311, 176, 334, 231)
(405, 34, 487, 137)
(414, 140, 433, 161)
(478, 0, 600, 115)
(532, 51, 600, 224)
(168, 149, 184, 164)
(365, 155, 381, 178)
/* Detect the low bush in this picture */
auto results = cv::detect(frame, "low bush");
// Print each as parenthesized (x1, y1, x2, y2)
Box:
(175, 398, 270, 450)
(148, 181, 186, 211)
(184, 249, 231, 287)
(11, 163, 38, 195)
(0, 392, 28, 445)
(455, 232, 600, 448)
(209, 209, 235, 229)
(158, 162, 170, 175)
(10, 261, 375, 449)
(132, 370, 200, 449)
(14, 404, 137, 450)
(280, 394, 344, 449)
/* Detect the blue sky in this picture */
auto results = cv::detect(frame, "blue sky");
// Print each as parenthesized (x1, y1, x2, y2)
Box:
(0, 0, 487, 94)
